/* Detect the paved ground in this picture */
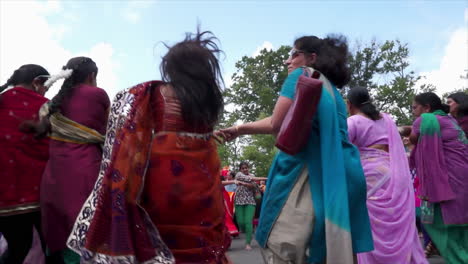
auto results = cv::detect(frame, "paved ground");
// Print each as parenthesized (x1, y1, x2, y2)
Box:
(227, 234, 446, 264)
(227, 234, 263, 264)
(0, 230, 446, 264)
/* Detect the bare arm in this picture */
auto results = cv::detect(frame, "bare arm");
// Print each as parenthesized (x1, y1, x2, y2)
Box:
(221, 180, 236, 186)
(251, 177, 267, 181)
(219, 96, 293, 141)
(237, 181, 256, 188)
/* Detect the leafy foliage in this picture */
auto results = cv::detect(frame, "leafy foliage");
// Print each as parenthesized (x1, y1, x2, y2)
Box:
(349, 40, 435, 125)
(218, 38, 461, 175)
(217, 47, 290, 175)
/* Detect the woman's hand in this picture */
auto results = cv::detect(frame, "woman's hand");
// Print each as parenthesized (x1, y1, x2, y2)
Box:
(215, 126, 240, 142)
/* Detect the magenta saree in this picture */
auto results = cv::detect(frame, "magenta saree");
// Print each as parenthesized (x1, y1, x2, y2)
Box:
(348, 114, 427, 264)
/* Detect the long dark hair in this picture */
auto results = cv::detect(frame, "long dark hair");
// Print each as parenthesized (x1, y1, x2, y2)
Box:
(457, 102, 468, 118)
(347, 87, 381, 120)
(0, 64, 49, 93)
(448, 92, 468, 117)
(414, 92, 449, 113)
(160, 29, 224, 129)
(26, 57, 98, 138)
(294, 34, 350, 88)
(48, 57, 98, 116)
(447, 92, 468, 105)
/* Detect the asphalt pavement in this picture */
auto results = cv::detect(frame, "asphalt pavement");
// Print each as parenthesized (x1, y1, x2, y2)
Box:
(227, 234, 446, 264)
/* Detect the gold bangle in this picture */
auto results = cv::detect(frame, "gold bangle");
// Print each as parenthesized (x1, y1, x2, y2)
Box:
(235, 125, 239, 134)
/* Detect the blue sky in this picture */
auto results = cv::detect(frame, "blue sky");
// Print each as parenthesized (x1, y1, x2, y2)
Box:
(1, 0, 466, 99)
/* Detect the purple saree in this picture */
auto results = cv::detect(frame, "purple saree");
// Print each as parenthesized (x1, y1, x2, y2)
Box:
(412, 115, 468, 225)
(348, 114, 427, 264)
(41, 84, 110, 252)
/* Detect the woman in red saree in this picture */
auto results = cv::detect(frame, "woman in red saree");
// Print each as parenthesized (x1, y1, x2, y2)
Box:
(0, 64, 50, 263)
(222, 171, 239, 238)
(67, 29, 230, 263)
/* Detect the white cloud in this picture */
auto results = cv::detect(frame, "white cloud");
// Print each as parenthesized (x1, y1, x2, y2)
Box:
(122, 11, 141, 24)
(416, 26, 468, 95)
(252, 41, 274, 57)
(121, 0, 156, 24)
(87, 43, 120, 98)
(42, 0, 63, 14)
(0, 0, 120, 99)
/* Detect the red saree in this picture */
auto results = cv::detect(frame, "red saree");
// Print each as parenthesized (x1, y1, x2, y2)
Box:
(67, 81, 229, 263)
(223, 190, 238, 238)
(0, 87, 49, 216)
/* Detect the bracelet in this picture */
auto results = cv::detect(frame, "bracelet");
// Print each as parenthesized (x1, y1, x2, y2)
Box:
(235, 125, 239, 134)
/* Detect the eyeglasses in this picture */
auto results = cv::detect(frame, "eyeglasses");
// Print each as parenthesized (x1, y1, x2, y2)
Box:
(288, 49, 305, 59)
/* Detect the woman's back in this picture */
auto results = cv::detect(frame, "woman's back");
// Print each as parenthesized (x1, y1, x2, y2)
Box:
(347, 114, 388, 148)
(41, 83, 110, 252)
(0, 87, 49, 214)
(141, 84, 227, 263)
(412, 114, 468, 225)
(438, 115, 467, 164)
(60, 84, 109, 135)
(413, 115, 467, 167)
(153, 85, 212, 133)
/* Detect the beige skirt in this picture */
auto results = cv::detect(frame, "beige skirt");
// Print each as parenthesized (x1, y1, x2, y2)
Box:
(261, 167, 313, 264)
(261, 167, 356, 264)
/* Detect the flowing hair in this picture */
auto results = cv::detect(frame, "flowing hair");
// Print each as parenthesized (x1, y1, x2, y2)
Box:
(160, 28, 224, 129)
(294, 34, 351, 88)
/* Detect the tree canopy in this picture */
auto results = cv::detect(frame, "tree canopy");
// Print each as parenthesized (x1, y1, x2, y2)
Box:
(218, 39, 465, 176)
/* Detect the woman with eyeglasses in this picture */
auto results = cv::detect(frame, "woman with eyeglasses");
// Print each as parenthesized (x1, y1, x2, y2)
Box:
(218, 35, 373, 264)
(0, 64, 50, 263)
(26, 57, 110, 263)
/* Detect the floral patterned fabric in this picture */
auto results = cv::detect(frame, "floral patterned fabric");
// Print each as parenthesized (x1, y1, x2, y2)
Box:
(234, 173, 257, 206)
(67, 81, 174, 263)
(67, 81, 229, 263)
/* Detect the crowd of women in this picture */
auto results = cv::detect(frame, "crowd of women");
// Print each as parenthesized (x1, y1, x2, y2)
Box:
(0, 27, 467, 264)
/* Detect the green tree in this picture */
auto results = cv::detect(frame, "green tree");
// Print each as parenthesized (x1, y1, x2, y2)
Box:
(220, 38, 443, 174)
(218, 46, 290, 175)
(349, 40, 435, 125)
(225, 46, 291, 122)
(348, 39, 383, 90)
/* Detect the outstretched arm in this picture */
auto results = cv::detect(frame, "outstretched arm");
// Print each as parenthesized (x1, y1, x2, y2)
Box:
(218, 96, 293, 141)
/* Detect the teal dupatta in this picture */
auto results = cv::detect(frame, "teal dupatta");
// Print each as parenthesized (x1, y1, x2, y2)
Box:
(255, 68, 373, 263)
